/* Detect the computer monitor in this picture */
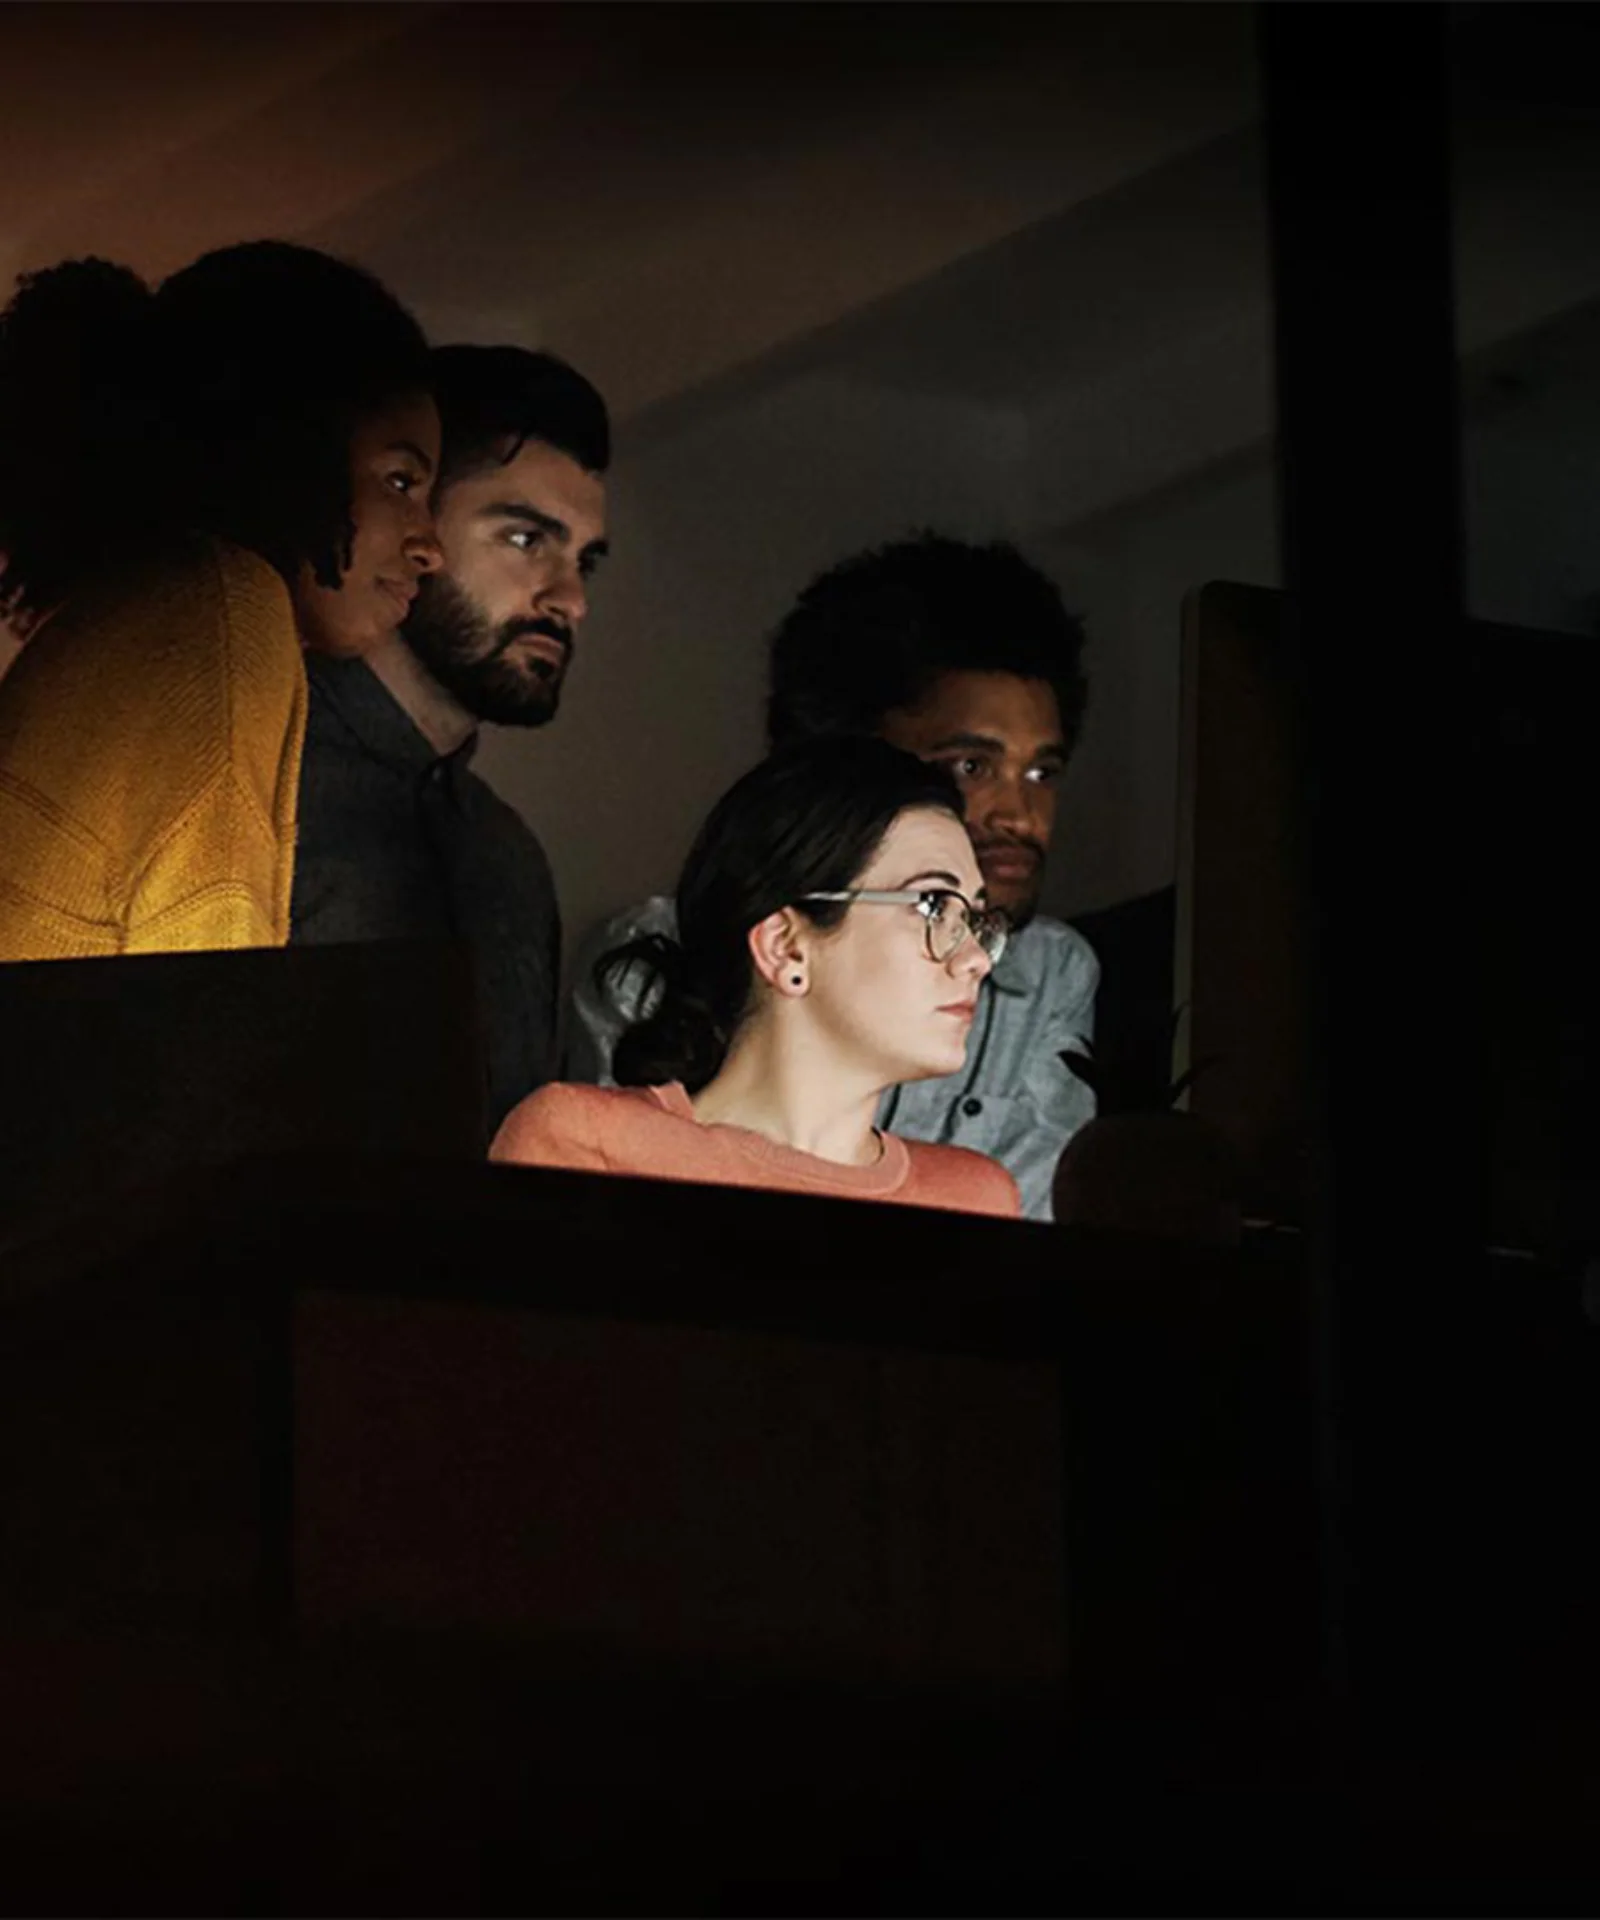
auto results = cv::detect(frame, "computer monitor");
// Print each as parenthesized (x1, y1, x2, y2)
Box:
(1175, 580, 1598, 1253)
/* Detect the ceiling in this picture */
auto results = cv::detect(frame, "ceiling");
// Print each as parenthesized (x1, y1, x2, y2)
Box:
(3, 2, 1597, 533)
(0, 1, 1260, 423)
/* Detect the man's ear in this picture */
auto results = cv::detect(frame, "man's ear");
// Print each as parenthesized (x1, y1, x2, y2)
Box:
(747, 908, 807, 994)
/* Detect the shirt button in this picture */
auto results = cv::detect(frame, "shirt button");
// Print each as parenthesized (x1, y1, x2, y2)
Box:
(962, 1097, 984, 1117)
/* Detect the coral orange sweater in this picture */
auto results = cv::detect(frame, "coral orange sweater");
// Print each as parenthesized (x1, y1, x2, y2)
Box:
(491, 1080, 1023, 1218)
(0, 540, 305, 960)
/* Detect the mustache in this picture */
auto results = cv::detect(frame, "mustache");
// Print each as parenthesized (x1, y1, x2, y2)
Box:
(972, 837, 1045, 868)
(491, 616, 572, 661)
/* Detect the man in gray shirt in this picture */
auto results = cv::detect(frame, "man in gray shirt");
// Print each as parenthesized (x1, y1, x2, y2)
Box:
(568, 533, 1097, 1219)
(293, 346, 610, 1134)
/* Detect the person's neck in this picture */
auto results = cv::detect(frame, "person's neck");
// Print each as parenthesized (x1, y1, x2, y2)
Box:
(362, 633, 477, 757)
(690, 1014, 885, 1167)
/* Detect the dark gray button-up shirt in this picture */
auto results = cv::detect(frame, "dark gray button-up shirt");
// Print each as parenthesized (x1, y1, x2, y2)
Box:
(290, 654, 560, 1136)
(566, 894, 1099, 1221)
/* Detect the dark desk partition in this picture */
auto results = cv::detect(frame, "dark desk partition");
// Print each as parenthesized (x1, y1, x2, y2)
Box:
(0, 940, 489, 1248)
(11, 1160, 1591, 1907)
(0, 1157, 1322, 1910)
(0, 1159, 1079, 1679)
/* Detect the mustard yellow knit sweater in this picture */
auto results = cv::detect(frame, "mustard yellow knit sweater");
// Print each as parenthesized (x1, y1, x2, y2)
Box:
(0, 540, 306, 960)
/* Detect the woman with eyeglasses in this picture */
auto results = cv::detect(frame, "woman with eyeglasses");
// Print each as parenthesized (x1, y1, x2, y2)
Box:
(491, 736, 1020, 1216)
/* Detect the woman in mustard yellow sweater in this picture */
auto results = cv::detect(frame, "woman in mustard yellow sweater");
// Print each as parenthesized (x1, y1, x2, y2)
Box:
(0, 242, 443, 959)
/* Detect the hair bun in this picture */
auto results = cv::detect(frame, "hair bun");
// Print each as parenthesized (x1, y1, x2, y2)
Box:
(602, 932, 728, 1093)
(0, 258, 156, 412)
(0, 257, 158, 615)
(3, 255, 152, 334)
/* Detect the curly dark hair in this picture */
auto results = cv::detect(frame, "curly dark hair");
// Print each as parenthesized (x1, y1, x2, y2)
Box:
(0, 257, 157, 621)
(0, 240, 430, 620)
(766, 531, 1089, 757)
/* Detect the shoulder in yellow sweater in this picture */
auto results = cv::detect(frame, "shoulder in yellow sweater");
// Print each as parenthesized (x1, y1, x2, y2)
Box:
(0, 538, 306, 960)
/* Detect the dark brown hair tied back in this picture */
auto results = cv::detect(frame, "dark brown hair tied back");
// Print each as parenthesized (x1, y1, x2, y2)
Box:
(603, 736, 964, 1094)
(604, 932, 729, 1094)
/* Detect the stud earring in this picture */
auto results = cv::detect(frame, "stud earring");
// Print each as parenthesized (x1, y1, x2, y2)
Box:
(790, 973, 804, 987)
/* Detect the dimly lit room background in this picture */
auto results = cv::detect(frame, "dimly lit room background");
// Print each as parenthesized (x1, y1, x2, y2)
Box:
(2, 1, 1597, 967)
(5, 8, 1600, 1908)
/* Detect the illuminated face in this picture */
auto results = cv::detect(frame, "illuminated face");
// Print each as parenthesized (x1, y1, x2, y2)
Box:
(292, 391, 443, 658)
(800, 806, 995, 1087)
(401, 437, 608, 727)
(880, 670, 1065, 929)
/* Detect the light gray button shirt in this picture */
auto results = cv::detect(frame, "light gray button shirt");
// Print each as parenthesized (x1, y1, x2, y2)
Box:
(564, 895, 1099, 1222)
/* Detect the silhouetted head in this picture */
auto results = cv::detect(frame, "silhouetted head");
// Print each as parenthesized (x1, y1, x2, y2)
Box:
(0, 239, 442, 653)
(766, 533, 1088, 925)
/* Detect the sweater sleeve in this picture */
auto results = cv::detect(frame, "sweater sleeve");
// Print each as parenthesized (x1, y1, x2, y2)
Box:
(121, 547, 306, 953)
(490, 1083, 613, 1173)
(0, 540, 304, 961)
(122, 765, 291, 952)
(971, 1162, 1024, 1219)
(906, 1142, 1024, 1219)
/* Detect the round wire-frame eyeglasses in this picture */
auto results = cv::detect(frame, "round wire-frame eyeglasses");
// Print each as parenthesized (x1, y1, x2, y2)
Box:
(799, 888, 1009, 967)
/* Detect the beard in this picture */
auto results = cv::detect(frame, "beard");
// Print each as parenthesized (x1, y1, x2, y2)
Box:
(402, 574, 570, 728)
(988, 892, 1040, 935)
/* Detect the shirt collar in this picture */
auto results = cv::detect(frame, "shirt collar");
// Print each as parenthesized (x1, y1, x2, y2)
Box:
(305, 653, 479, 777)
(986, 918, 1040, 997)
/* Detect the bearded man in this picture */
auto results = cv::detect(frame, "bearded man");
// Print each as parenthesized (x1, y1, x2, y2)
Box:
(291, 346, 609, 1131)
